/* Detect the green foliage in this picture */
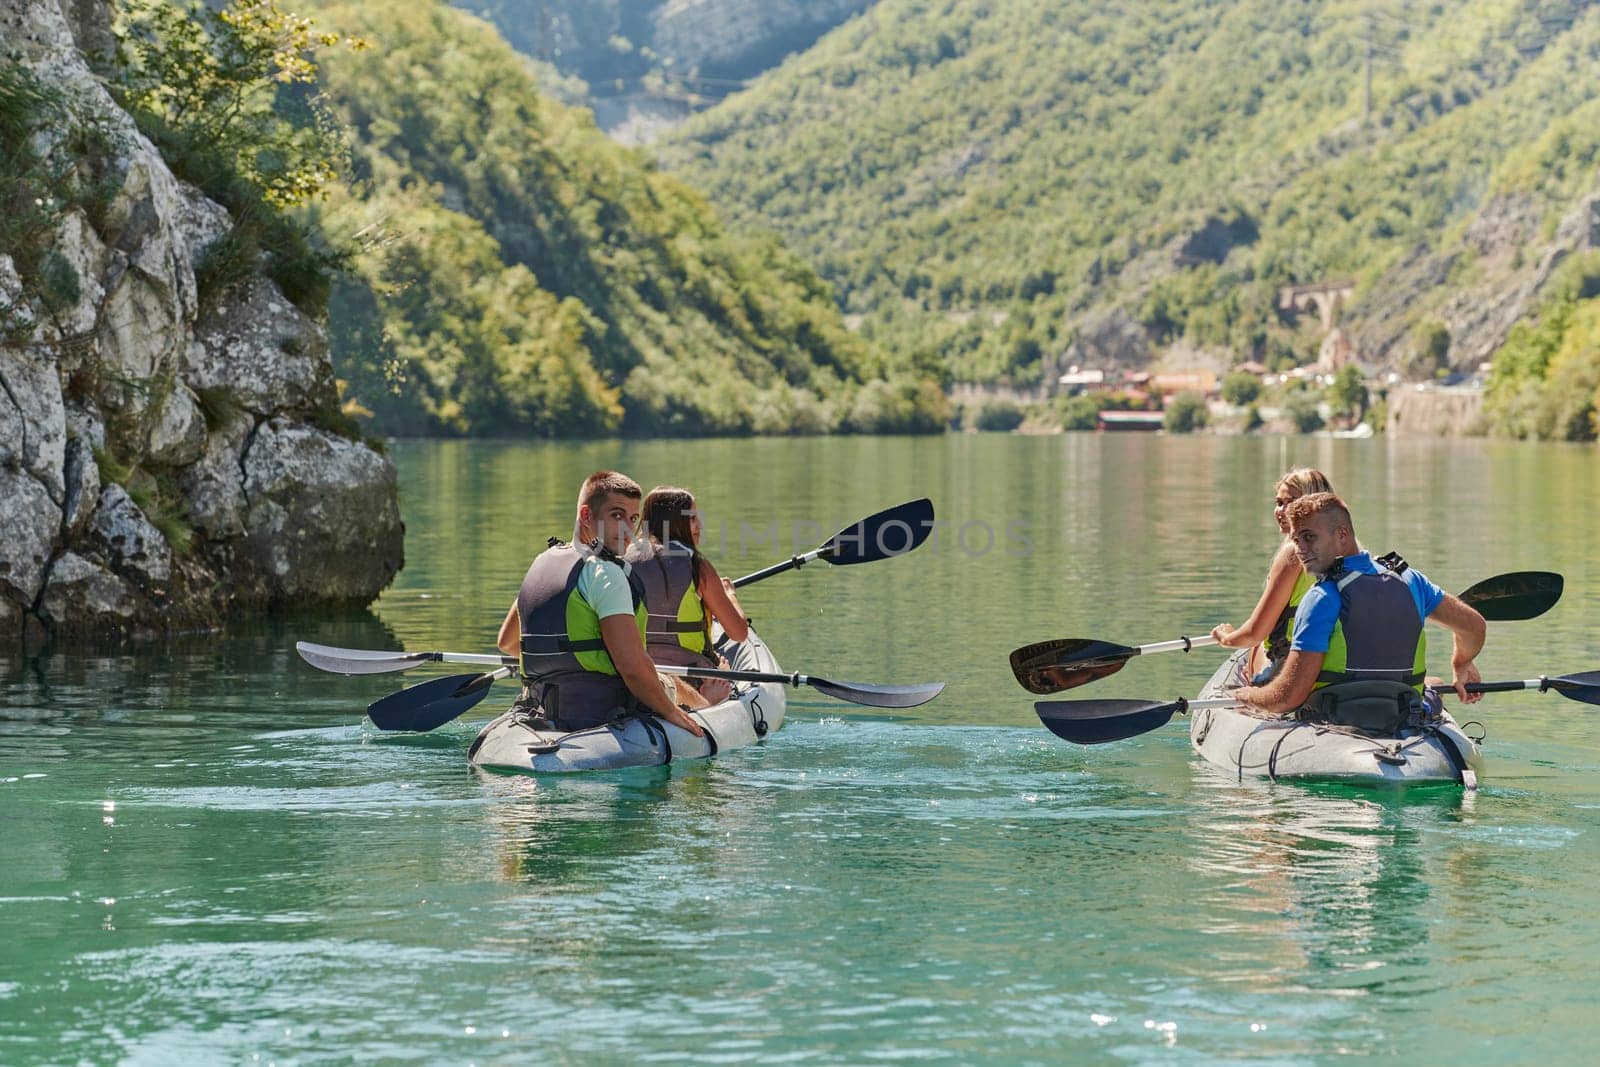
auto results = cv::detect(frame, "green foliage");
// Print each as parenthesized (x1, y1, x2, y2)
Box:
(0, 66, 120, 341)
(110, 0, 360, 316)
(1478, 252, 1600, 441)
(1162, 391, 1208, 433)
(1325, 364, 1367, 418)
(1220, 371, 1262, 406)
(1404, 318, 1452, 381)
(1483, 252, 1600, 440)
(113, 0, 357, 208)
(661, 0, 1600, 383)
(1056, 394, 1099, 431)
(307, 0, 941, 437)
(971, 398, 1026, 432)
(1283, 392, 1324, 434)
(1365, 391, 1387, 434)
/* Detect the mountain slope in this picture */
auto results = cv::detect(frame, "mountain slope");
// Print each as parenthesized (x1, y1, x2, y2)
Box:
(308, 0, 943, 435)
(660, 0, 1600, 384)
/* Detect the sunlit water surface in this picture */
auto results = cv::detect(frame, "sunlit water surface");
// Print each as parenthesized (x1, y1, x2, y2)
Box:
(4, 434, 1600, 1063)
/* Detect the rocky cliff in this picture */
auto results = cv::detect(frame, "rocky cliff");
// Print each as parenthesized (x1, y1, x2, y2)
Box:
(0, 0, 403, 645)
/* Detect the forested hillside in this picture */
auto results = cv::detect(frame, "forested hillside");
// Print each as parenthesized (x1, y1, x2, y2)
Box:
(661, 0, 1600, 421)
(306, 0, 943, 436)
(454, 0, 873, 86)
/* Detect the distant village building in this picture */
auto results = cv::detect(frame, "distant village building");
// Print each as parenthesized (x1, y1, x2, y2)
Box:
(1147, 370, 1218, 396)
(1057, 367, 1106, 393)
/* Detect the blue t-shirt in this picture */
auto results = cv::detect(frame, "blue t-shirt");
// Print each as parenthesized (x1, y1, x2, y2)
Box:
(1290, 552, 1445, 654)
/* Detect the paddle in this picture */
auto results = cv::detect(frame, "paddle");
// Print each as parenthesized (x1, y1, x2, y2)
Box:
(367, 667, 513, 732)
(298, 641, 510, 676)
(358, 658, 945, 732)
(1033, 670, 1600, 746)
(730, 497, 935, 588)
(1009, 570, 1565, 695)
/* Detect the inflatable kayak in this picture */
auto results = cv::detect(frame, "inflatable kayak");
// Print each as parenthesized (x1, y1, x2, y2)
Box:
(1190, 650, 1484, 787)
(467, 629, 787, 773)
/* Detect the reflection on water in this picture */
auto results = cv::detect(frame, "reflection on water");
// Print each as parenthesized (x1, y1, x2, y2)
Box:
(6, 435, 1600, 1063)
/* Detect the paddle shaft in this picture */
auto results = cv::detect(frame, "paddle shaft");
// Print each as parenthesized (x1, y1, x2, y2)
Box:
(728, 498, 935, 588)
(1125, 635, 1218, 658)
(1157, 679, 1570, 717)
(1118, 573, 1546, 663)
(731, 546, 830, 588)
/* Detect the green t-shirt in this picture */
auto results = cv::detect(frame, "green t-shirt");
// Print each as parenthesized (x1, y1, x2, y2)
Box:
(576, 555, 635, 620)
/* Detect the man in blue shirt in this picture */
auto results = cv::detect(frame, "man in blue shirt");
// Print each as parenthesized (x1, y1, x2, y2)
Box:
(1233, 493, 1486, 718)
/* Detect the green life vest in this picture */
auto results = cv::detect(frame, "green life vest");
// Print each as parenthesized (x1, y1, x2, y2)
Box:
(624, 540, 715, 668)
(515, 540, 648, 730)
(1263, 568, 1314, 665)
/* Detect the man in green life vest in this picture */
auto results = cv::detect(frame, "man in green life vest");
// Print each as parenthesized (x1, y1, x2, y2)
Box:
(1233, 492, 1486, 723)
(495, 470, 705, 738)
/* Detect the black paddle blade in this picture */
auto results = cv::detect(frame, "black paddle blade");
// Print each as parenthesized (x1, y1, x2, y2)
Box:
(1034, 698, 1183, 745)
(367, 671, 500, 732)
(1459, 571, 1563, 621)
(1009, 638, 1138, 694)
(807, 677, 946, 708)
(824, 498, 935, 566)
(1546, 671, 1600, 706)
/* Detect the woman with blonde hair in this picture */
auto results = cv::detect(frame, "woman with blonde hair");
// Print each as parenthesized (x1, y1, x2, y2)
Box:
(626, 486, 749, 706)
(1210, 467, 1335, 683)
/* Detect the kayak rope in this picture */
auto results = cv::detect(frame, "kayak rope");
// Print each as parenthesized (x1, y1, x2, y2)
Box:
(749, 690, 769, 737)
(1233, 721, 1440, 783)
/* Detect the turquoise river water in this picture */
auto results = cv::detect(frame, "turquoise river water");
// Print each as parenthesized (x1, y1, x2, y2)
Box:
(4, 433, 1600, 1063)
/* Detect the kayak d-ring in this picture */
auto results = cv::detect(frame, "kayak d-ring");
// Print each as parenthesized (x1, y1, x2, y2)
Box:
(1462, 720, 1487, 744)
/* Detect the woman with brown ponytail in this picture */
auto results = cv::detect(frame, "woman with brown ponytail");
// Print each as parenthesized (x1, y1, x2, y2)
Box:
(1210, 467, 1336, 684)
(625, 486, 749, 706)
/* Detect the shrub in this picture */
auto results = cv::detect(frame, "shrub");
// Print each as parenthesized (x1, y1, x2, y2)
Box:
(1220, 370, 1262, 406)
(1404, 318, 1451, 380)
(110, 0, 363, 317)
(1284, 392, 1324, 433)
(972, 398, 1026, 431)
(1163, 391, 1208, 433)
(1325, 364, 1367, 418)
(1057, 393, 1099, 431)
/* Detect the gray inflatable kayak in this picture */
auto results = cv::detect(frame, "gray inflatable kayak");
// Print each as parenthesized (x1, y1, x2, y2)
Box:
(1190, 650, 1484, 787)
(467, 629, 787, 773)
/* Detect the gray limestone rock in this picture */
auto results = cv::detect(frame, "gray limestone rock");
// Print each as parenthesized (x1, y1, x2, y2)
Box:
(35, 551, 143, 629)
(145, 383, 206, 466)
(0, 469, 62, 606)
(242, 420, 404, 601)
(0, 0, 402, 639)
(175, 410, 251, 540)
(172, 183, 234, 270)
(89, 483, 172, 589)
(61, 432, 101, 538)
(187, 277, 335, 416)
(64, 397, 106, 454)
(0, 344, 67, 503)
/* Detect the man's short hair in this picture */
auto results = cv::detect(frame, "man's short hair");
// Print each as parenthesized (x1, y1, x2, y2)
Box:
(1286, 491, 1353, 535)
(578, 470, 642, 513)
